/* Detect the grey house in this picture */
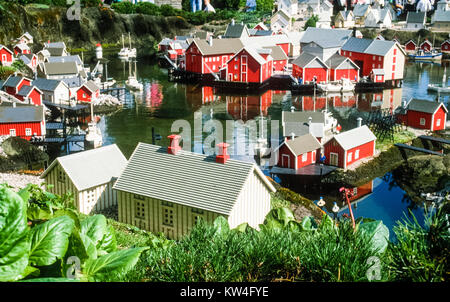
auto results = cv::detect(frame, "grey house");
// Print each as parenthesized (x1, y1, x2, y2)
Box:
(406, 11, 426, 29)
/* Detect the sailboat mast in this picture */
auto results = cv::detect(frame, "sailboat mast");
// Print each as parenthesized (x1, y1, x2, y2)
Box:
(134, 60, 137, 78)
(122, 34, 124, 49)
(129, 32, 132, 49)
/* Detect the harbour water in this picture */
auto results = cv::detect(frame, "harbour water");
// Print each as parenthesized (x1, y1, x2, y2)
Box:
(85, 55, 449, 233)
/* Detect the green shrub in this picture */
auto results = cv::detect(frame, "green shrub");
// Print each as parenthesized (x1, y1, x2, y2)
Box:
(160, 4, 176, 16)
(111, 1, 135, 14)
(135, 2, 160, 15)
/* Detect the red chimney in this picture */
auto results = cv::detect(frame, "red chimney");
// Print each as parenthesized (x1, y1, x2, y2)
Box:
(216, 142, 230, 164)
(167, 134, 181, 155)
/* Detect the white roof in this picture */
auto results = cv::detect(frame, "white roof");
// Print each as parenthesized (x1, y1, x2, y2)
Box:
(333, 125, 376, 150)
(41, 144, 128, 191)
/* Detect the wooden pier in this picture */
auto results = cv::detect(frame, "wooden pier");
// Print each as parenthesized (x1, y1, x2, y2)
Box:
(394, 143, 444, 156)
(270, 164, 338, 176)
(418, 135, 450, 145)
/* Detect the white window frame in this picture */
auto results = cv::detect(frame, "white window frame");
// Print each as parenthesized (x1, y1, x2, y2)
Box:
(302, 153, 308, 162)
(348, 152, 352, 162)
(420, 118, 426, 126)
(355, 149, 360, 159)
(436, 119, 441, 127)
(9, 129, 16, 137)
(25, 128, 32, 136)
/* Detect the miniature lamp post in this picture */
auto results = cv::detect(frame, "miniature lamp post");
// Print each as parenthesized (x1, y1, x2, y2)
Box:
(317, 196, 325, 210)
(332, 202, 339, 219)
(340, 187, 356, 230)
(151, 127, 162, 145)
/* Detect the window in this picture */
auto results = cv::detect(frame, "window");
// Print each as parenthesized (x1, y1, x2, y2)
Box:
(135, 200, 146, 219)
(25, 128, 32, 136)
(212, 65, 215, 70)
(379, 56, 382, 61)
(372, 64, 375, 68)
(378, 64, 381, 68)
(9, 129, 16, 137)
(162, 207, 174, 227)
(192, 208, 204, 226)
(58, 170, 66, 182)
(355, 150, 360, 159)
(420, 118, 426, 126)
(302, 153, 308, 162)
(86, 191, 95, 205)
(436, 119, 441, 127)
(235, 57, 238, 61)
(235, 64, 238, 70)
(349, 52, 352, 56)
(353, 187, 358, 195)
(373, 55, 376, 60)
(348, 152, 352, 162)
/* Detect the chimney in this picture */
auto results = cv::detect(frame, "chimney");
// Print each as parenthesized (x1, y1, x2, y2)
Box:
(231, 19, 235, 26)
(208, 36, 213, 46)
(357, 117, 362, 128)
(216, 142, 230, 164)
(308, 116, 312, 125)
(167, 134, 181, 155)
(290, 133, 295, 141)
(290, 106, 295, 112)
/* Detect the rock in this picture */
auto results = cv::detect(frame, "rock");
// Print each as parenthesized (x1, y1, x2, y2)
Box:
(0, 137, 48, 170)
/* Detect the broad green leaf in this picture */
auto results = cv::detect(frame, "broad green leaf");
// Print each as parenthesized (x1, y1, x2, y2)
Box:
(29, 215, 75, 266)
(80, 215, 108, 248)
(233, 222, 249, 233)
(0, 185, 30, 282)
(53, 209, 81, 230)
(359, 221, 389, 254)
(318, 213, 337, 232)
(20, 277, 79, 282)
(97, 225, 117, 255)
(213, 216, 230, 236)
(27, 204, 52, 221)
(80, 233, 98, 260)
(17, 266, 40, 280)
(83, 247, 149, 282)
(300, 216, 318, 231)
(287, 220, 301, 232)
(18, 186, 31, 203)
(263, 207, 296, 231)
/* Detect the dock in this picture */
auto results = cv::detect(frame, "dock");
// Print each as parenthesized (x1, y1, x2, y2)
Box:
(394, 143, 444, 156)
(418, 135, 450, 145)
(270, 164, 338, 176)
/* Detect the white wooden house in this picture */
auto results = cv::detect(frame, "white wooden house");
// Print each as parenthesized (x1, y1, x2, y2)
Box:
(353, 3, 372, 25)
(364, 7, 392, 28)
(271, 9, 292, 32)
(277, 0, 298, 16)
(335, 10, 355, 28)
(41, 144, 128, 215)
(113, 136, 276, 239)
(32, 78, 70, 105)
(18, 32, 33, 45)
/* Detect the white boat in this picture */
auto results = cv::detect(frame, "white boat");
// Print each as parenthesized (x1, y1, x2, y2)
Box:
(428, 66, 450, 93)
(85, 122, 103, 149)
(317, 78, 355, 93)
(125, 60, 143, 91)
(118, 33, 137, 58)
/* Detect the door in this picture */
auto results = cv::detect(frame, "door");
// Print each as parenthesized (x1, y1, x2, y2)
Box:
(1, 54, 6, 62)
(329, 152, 339, 167)
(282, 154, 290, 168)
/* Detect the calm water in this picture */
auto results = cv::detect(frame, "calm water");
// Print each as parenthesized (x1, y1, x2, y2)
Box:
(88, 55, 449, 233)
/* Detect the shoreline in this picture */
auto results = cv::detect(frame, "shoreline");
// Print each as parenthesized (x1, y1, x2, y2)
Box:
(0, 172, 43, 191)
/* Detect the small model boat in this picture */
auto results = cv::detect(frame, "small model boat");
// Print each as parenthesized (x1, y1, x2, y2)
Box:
(408, 49, 442, 61)
(125, 60, 143, 91)
(118, 33, 137, 58)
(317, 78, 355, 93)
(427, 66, 450, 93)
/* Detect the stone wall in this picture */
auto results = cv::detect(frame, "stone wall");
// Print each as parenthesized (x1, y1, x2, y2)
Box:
(155, 0, 183, 10)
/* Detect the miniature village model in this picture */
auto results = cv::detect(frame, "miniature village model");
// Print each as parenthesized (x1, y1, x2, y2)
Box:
(0, 0, 449, 284)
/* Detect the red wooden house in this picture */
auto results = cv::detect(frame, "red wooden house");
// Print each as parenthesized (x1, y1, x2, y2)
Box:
(275, 133, 322, 170)
(326, 53, 359, 82)
(349, 181, 374, 202)
(323, 125, 376, 169)
(2, 76, 32, 97)
(185, 38, 244, 74)
(292, 53, 328, 83)
(340, 37, 405, 83)
(404, 40, 417, 52)
(0, 105, 46, 140)
(419, 39, 432, 52)
(19, 53, 38, 71)
(76, 80, 100, 103)
(220, 47, 273, 83)
(397, 99, 448, 131)
(253, 22, 269, 31)
(14, 43, 31, 56)
(263, 46, 288, 72)
(0, 45, 14, 66)
(441, 40, 450, 53)
(16, 85, 43, 106)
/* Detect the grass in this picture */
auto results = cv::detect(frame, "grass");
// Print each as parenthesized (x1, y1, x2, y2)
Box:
(375, 129, 417, 152)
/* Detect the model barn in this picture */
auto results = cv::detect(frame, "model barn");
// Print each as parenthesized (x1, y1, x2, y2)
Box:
(397, 99, 448, 131)
(264, 46, 288, 71)
(19, 54, 38, 71)
(0, 45, 13, 66)
(16, 85, 43, 106)
(275, 133, 322, 170)
(323, 125, 376, 169)
(420, 40, 433, 52)
(185, 38, 244, 74)
(340, 37, 406, 84)
(0, 105, 45, 140)
(404, 40, 417, 52)
(113, 137, 276, 239)
(14, 43, 31, 56)
(41, 144, 128, 215)
(221, 47, 273, 83)
(32, 78, 70, 105)
(292, 52, 328, 83)
(325, 53, 359, 82)
(2, 76, 31, 96)
(76, 80, 100, 103)
(441, 40, 450, 53)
